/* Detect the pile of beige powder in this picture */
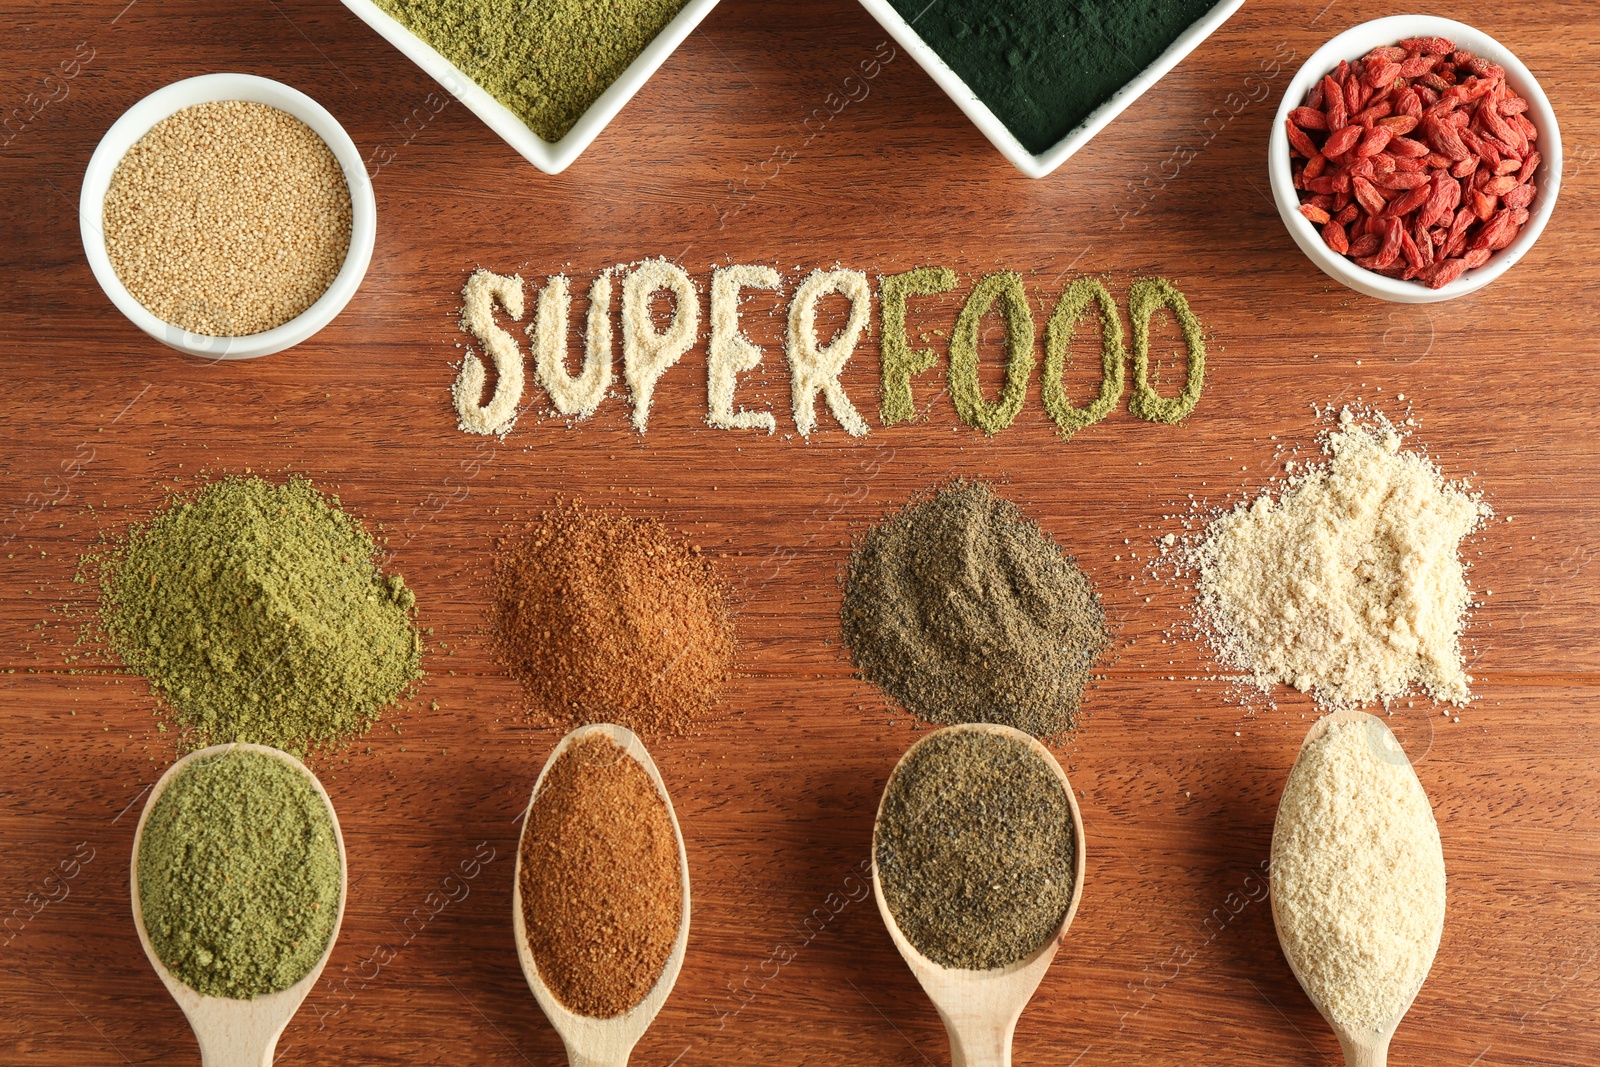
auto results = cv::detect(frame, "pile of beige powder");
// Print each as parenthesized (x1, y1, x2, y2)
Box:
(1190, 409, 1490, 708)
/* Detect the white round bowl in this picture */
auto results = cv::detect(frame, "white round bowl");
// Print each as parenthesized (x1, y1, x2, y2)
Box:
(1268, 16, 1561, 303)
(80, 73, 376, 359)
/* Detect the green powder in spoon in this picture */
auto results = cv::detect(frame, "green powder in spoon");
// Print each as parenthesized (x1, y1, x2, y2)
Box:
(94, 476, 422, 753)
(137, 748, 342, 998)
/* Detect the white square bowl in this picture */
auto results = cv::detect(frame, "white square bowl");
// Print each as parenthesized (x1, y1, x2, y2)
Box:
(339, 0, 722, 175)
(856, 0, 1246, 179)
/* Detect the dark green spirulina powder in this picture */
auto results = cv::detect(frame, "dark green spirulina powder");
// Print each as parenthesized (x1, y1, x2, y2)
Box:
(375, 0, 690, 143)
(841, 480, 1109, 737)
(891, 0, 1217, 154)
(138, 748, 341, 998)
(876, 728, 1075, 970)
(95, 476, 421, 753)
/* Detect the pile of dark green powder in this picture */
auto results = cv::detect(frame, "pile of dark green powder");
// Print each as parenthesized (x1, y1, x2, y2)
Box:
(841, 481, 1109, 737)
(376, 0, 690, 143)
(876, 728, 1076, 970)
(891, 0, 1216, 153)
(95, 476, 421, 753)
(137, 748, 342, 998)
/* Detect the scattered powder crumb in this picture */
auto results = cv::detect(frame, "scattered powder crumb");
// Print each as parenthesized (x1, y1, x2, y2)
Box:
(1189, 409, 1490, 708)
(1272, 717, 1446, 1030)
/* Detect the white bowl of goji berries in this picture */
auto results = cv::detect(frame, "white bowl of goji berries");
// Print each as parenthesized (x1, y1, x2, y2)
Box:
(1269, 16, 1561, 303)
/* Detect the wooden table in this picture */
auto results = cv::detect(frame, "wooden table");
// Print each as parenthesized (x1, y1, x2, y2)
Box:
(2, 1, 1596, 1064)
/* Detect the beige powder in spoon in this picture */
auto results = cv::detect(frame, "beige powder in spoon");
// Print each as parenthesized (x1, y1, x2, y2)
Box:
(1272, 717, 1446, 1030)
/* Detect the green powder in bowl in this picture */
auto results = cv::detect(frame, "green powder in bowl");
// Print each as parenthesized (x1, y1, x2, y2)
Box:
(136, 747, 343, 999)
(889, 0, 1218, 154)
(373, 0, 691, 143)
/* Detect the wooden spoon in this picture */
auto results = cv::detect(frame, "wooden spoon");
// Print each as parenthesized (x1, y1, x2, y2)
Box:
(129, 742, 348, 1067)
(871, 722, 1086, 1067)
(512, 723, 691, 1067)
(1270, 710, 1443, 1067)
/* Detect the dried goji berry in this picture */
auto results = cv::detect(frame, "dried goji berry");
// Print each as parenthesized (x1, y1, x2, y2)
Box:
(1286, 119, 1321, 157)
(1384, 184, 1432, 218)
(1322, 219, 1350, 254)
(1301, 203, 1333, 225)
(1426, 257, 1467, 288)
(1324, 124, 1363, 159)
(1352, 176, 1387, 215)
(1389, 135, 1429, 158)
(1349, 233, 1382, 257)
(1470, 208, 1515, 251)
(1398, 55, 1437, 78)
(1517, 150, 1541, 184)
(1322, 74, 1347, 129)
(1356, 126, 1393, 158)
(1372, 170, 1429, 191)
(1291, 106, 1329, 131)
(1501, 183, 1535, 210)
(1400, 36, 1456, 56)
(1373, 217, 1405, 268)
(1367, 60, 1403, 87)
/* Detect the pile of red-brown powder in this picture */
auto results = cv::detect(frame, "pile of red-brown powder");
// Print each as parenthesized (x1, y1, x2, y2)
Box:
(492, 505, 734, 734)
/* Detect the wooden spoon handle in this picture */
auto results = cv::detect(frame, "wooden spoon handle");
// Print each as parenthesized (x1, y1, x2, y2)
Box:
(195, 1029, 278, 1067)
(563, 1041, 632, 1067)
(939, 1009, 1018, 1067)
(1337, 1032, 1391, 1067)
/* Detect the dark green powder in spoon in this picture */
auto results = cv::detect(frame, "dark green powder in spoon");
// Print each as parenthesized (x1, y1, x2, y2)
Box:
(876, 728, 1075, 970)
(137, 748, 342, 998)
(892, 0, 1218, 154)
(94, 476, 422, 753)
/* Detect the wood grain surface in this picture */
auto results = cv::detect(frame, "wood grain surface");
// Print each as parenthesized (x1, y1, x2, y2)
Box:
(2, 1, 1597, 1065)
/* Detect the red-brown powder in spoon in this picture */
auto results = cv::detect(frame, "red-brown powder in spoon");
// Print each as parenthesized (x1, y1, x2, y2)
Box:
(520, 734, 682, 1018)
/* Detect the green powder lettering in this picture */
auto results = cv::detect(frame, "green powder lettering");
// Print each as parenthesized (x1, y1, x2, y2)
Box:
(375, 0, 691, 144)
(95, 476, 422, 753)
(137, 748, 341, 998)
(948, 271, 1035, 435)
(876, 728, 1076, 970)
(878, 266, 956, 426)
(1128, 276, 1206, 424)
(1042, 276, 1127, 439)
(890, 0, 1217, 154)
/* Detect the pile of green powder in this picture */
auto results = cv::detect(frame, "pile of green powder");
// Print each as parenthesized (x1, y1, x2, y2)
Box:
(95, 476, 422, 753)
(892, 0, 1216, 153)
(841, 480, 1109, 737)
(138, 748, 342, 998)
(375, 0, 691, 143)
(876, 728, 1076, 970)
